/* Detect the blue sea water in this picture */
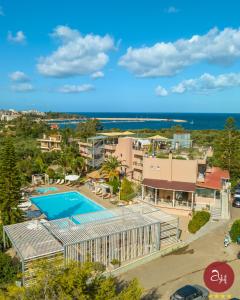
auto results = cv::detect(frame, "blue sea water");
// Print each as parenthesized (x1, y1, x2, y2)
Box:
(54, 113, 240, 131)
(30, 191, 104, 220)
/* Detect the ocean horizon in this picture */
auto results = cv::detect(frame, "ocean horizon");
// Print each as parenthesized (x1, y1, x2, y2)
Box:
(54, 112, 240, 131)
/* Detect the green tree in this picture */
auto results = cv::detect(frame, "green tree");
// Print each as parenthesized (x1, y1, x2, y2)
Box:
(101, 156, 122, 181)
(0, 252, 20, 287)
(76, 119, 103, 139)
(120, 178, 135, 202)
(0, 139, 23, 225)
(4, 260, 143, 300)
(213, 117, 240, 183)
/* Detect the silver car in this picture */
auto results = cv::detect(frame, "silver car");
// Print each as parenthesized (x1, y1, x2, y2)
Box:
(170, 284, 209, 300)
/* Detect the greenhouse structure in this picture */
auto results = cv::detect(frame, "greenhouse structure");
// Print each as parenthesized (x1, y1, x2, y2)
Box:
(3, 203, 179, 285)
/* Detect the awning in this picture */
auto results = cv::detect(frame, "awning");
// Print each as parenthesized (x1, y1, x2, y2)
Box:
(142, 178, 196, 192)
(148, 135, 169, 141)
(101, 131, 135, 137)
(65, 174, 80, 181)
(86, 170, 108, 180)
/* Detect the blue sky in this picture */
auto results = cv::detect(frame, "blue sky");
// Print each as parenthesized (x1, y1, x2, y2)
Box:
(1, 0, 240, 112)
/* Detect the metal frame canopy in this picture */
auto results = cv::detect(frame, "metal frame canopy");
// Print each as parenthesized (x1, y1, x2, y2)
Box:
(3, 220, 63, 261)
(43, 204, 177, 246)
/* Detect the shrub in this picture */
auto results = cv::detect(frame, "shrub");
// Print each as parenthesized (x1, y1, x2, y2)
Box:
(111, 258, 120, 266)
(0, 251, 20, 286)
(108, 177, 120, 194)
(120, 178, 135, 202)
(188, 211, 211, 234)
(230, 219, 240, 242)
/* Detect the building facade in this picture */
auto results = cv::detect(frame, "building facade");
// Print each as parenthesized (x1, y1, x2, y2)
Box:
(37, 133, 62, 152)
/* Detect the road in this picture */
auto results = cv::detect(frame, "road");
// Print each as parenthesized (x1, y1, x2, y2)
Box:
(120, 207, 240, 299)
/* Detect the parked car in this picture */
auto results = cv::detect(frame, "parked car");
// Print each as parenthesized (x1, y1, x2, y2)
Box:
(232, 197, 240, 208)
(170, 285, 209, 300)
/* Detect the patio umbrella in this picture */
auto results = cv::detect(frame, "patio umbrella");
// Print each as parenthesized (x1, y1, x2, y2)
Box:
(65, 174, 80, 181)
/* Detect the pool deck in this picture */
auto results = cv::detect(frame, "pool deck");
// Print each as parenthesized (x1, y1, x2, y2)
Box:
(30, 184, 116, 210)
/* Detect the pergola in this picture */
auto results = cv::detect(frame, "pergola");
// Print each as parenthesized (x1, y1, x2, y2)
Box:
(3, 221, 64, 285)
(4, 204, 178, 285)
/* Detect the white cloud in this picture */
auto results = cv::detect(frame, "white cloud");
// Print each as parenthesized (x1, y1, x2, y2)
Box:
(11, 83, 34, 92)
(165, 6, 179, 13)
(155, 72, 240, 96)
(37, 25, 115, 78)
(9, 71, 30, 82)
(0, 6, 4, 16)
(91, 71, 104, 79)
(7, 31, 26, 43)
(155, 85, 168, 96)
(171, 73, 240, 94)
(58, 84, 94, 93)
(119, 27, 240, 77)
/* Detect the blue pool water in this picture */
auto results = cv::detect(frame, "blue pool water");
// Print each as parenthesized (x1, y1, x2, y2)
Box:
(36, 187, 58, 194)
(30, 191, 104, 220)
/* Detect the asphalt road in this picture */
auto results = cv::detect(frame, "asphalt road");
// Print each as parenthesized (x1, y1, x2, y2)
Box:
(120, 207, 240, 299)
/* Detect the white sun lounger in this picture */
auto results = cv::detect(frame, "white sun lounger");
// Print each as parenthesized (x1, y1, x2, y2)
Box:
(59, 179, 64, 185)
(56, 179, 60, 184)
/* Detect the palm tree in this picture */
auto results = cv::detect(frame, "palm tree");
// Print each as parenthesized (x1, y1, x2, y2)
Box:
(71, 156, 86, 176)
(100, 156, 122, 181)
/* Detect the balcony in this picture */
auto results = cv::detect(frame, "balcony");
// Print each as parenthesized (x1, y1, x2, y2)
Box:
(104, 144, 117, 151)
(133, 161, 143, 170)
(133, 149, 144, 157)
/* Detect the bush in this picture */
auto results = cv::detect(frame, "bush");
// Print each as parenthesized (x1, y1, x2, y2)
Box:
(230, 219, 240, 242)
(0, 251, 20, 286)
(108, 177, 120, 194)
(188, 211, 211, 234)
(120, 178, 135, 202)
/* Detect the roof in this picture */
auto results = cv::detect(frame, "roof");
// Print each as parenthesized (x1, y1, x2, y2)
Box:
(43, 204, 177, 246)
(142, 178, 196, 192)
(196, 167, 230, 190)
(86, 170, 108, 179)
(101, 131, 135, 137)
(148, 135, 169, 141)
(4, 221, 63, 261)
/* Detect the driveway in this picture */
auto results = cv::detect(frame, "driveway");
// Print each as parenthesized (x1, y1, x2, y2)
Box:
(120, 207, 240, 299)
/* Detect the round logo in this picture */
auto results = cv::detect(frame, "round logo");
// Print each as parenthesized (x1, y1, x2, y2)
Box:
(203, 261, 234, 292)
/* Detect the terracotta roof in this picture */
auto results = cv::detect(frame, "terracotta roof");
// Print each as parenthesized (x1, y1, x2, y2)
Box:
(142, 178, 195, 192)
(196, 167, 230, 190)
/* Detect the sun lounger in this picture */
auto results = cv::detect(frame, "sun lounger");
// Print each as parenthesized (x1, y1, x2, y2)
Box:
(65, 181, 71, 186)
(59, 179, 64, 185)
(18, 201, 32, 209)
(56, 179, 60, 184)
(103, 193, 111, 199)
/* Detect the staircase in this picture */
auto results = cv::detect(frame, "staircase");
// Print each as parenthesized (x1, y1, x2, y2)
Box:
(210, 206, 222, 221)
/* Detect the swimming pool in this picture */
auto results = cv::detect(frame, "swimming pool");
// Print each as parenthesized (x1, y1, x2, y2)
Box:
(30, 191, 105, 220)
(36, 187, 58, 194)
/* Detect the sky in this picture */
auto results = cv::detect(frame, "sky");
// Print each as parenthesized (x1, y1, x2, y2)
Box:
(1, 0, 240, 112)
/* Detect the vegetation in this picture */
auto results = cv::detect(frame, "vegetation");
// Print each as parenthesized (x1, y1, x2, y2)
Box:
(76, 119, 103, 139)
(120, 178, 135, 202)
(230, 219, 240, 242)
(108, 177, 120, 194)
(0, 139, 23, 225)
(0, 252, 20, 287)
(101, 156, 122, 181)
(212, 117, 240, 186)
(1, 260, 143, 300)
(188, 211, 211, 234)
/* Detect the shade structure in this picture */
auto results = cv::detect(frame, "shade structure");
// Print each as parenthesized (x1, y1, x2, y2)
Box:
(101, 131, 135, 137)
(86, 170, 108, 179)
(148, 135, 169, 140)
(65, 174, 80, 181)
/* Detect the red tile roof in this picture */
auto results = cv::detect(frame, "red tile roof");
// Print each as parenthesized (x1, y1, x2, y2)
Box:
(142, 178, 196, 192)
(196, 167, 230, 190)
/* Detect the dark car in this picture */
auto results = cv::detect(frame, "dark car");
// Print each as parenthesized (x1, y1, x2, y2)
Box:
(232, 197, 240, 208)
(170, 284, 209, 300)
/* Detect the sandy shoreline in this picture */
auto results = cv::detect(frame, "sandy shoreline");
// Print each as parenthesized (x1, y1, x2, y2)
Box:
(46, 118, 187, 123)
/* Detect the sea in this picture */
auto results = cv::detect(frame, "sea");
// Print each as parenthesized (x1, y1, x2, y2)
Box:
(53, 113, 240, 131)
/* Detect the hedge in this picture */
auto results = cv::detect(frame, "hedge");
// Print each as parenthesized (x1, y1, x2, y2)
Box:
(188, 211, 211, 234)
(230, 219, 240, 242)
